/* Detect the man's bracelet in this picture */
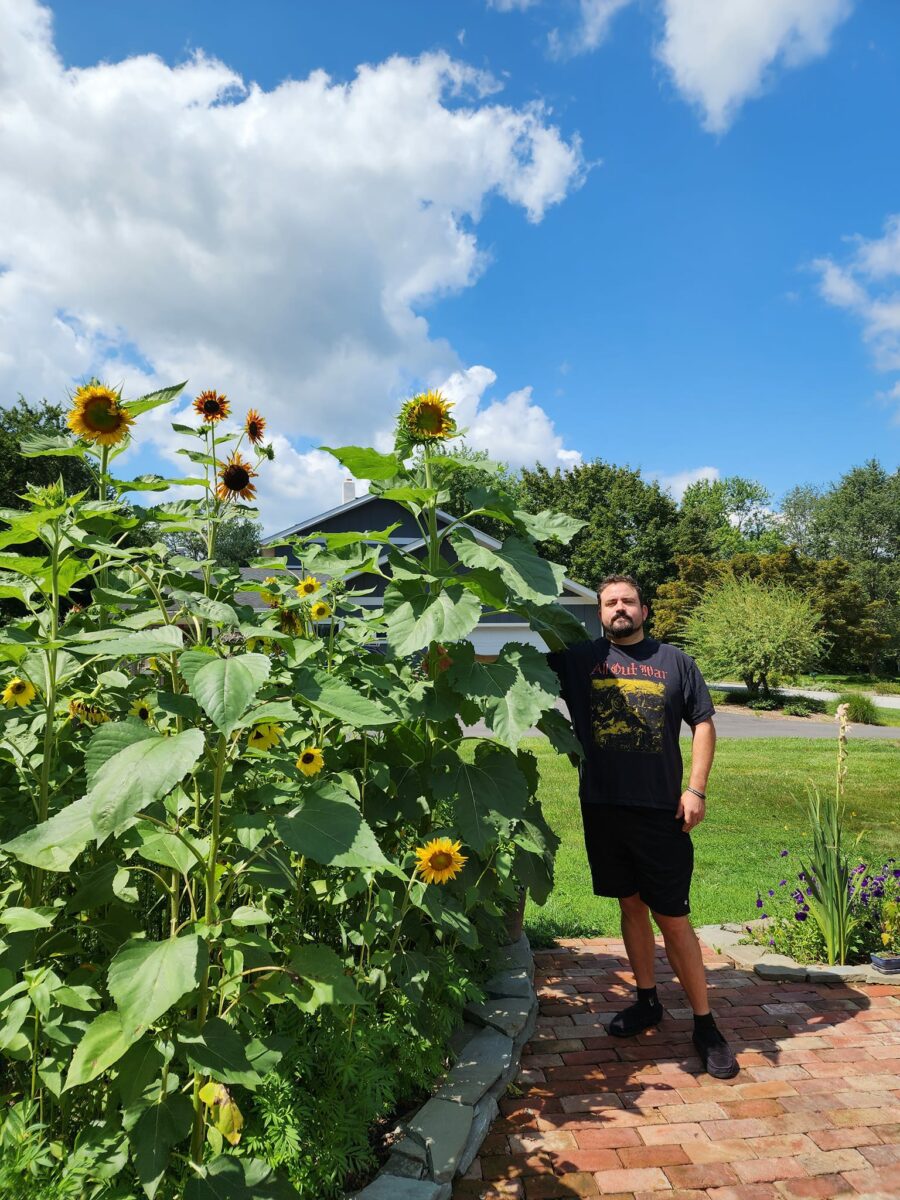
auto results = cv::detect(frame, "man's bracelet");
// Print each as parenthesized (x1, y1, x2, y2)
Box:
(686, 786, 706, 801)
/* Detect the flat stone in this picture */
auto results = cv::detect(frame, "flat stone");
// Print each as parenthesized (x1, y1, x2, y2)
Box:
(382, 1151, 426, 1180)
(697, 924, 745, 951)
(457, 1092, 499, 1176)
(483, 967, 533, 998)
(436, 1028, 513, 1105)
(806, 963, 870, 983)
(727, 944, 770, 967)
(351, 1175, 451, 1200)
(492, 934, 534, 979)
(405, 1098, 474, 1183)
(754, 955, 808, 981)
(448, 1020, 481, 1057)
(464, 994, 534, 1038)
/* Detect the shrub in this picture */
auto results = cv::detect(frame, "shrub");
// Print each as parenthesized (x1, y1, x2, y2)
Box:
(874, 681, 900, 695)
(708, 688, 730, 707)
(783, 697, 827, 717)
(747, 695, 780, 711)
(837, 692, 879, 724)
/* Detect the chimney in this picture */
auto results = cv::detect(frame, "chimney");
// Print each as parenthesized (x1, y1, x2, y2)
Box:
(342, 478, 355, 505)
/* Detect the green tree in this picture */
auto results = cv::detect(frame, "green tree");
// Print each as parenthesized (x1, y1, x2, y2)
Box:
(0, 397, 94, 507)
(428, 441, 520, 541)
(681, 576, 826, 697)
(142, 515, 262, 568)
(516, 459, 679, 598)
(679, 475, 785, 558)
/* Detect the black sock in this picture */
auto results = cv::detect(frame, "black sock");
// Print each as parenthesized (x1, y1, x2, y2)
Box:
(636, 986, 661, 1009)
(693, 1011, 717, 1036)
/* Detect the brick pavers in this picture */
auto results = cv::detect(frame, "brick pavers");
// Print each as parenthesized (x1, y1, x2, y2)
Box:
(452, 938, 900, 1200)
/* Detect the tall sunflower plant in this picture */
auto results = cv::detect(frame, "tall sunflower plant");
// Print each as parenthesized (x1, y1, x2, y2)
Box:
(0, 384, 587, 1199)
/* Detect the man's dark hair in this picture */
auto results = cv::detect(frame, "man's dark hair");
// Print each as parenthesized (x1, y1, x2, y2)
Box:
(596, 574, 644, 607)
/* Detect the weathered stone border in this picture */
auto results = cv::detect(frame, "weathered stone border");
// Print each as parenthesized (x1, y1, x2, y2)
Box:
(697, 923, 892, 984)
(349, 934, 538, 1200)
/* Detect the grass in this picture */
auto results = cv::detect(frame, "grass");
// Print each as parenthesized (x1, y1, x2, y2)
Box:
(711, 688, 900, 727)
(524, 735, 900, 947)
(786, 673, 900, 693)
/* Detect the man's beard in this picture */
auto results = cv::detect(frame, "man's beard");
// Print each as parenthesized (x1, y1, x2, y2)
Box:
(604, 613, 642, 639)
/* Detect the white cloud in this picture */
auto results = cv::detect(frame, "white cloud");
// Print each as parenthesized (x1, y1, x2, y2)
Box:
(652, 464, 719, 502)
(549, 0, 635, 59)
(0, 0, 584, 462)
(814, 214, 900, 372)
(487, 0, 540, 10)
(655, 0, 855, 133)
(438, 365, 582, 469)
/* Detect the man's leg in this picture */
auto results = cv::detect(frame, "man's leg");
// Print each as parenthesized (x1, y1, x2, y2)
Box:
(608, 894, 664, 1037)
(653, 910, 738, 1079)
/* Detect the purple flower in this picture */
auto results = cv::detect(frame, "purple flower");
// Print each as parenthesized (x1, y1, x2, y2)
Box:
(799, 872, 806, 881)
(756, 898, 764, 908)
(806, 888, 812, 897)
(795, 911, 808, 921)
(761, 912, 768, 919)
(780, 850, 789, 857)
(779, 880, 787, 887)
(768, 889, 775, 896)
(893, 870, 900, 879)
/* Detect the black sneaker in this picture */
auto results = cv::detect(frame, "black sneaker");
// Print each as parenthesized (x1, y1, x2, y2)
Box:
(693, 1027, 739, 1078)
(608, 1000, 663, 1038)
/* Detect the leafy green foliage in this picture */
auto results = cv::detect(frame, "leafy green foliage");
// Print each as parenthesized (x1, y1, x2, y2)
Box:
(837, 691, 879, 725)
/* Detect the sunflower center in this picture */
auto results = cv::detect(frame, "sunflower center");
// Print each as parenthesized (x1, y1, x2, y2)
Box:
(301, 752, 315, 764)
(138, 706, 149, 719)
(416, 402, 445, 433)
(83, 396, 124, 432)
(11, 681, 26, 695)
(223, 464, 250, 489)
(430, 852, 453, 871)
(202, 399, 222, 415)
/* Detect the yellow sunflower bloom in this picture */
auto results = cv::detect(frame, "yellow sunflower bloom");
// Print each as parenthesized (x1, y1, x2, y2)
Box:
(294, 575, 321, 597)
(2, 677, 36, 708)
(129, 696, 155, 723)
(260, 576, 280, 607)
(278, 608, 303, 636)
(68, 697, 87, 722)
(245, 409, 266, 445)
(310, 601, 332, 621)
(67, 384, 134, 447)
(85, 705, 109, 726)
(296, 747, 325, 776)
(414, 837, 467, 885)
(399, 390, 456, 444)
(216, 453, 257, 502)
(193, 390, 230, 424)
(248, 723, 283, 752)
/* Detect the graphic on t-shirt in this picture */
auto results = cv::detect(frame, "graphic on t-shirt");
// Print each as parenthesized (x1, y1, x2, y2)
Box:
(591, 677, 666, 753)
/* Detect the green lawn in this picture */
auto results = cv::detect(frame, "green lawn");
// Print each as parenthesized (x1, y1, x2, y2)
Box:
(787, 673, 900, 693)
(524, 735, 900, 947)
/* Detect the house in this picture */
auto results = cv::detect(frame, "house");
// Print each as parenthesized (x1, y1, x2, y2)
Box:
(247, 488, 600, 657)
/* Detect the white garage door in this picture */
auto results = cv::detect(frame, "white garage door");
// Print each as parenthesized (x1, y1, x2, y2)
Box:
(469, 624, 548, 657)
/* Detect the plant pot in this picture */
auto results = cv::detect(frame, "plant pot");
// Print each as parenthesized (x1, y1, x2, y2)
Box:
(503, 888, 527, 944)
(870, 952, 900, 974)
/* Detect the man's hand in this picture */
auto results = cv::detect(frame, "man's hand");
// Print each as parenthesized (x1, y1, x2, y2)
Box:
(676, 790, 705, 832)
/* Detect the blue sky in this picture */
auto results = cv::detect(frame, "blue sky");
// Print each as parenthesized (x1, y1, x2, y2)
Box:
(2, 0, 898, 529)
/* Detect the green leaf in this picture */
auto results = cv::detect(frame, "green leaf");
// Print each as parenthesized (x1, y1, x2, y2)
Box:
(129, 1093, 193, 1200)
(512, 599, 592, 652)
(67, 625, 185, 659)
(289, 944, 366, 1009)
(123, 382, 187, 417)
(383, 584, 482, 657)
(537, 706, 583, 757)
(319, 445, 401, 480)
(114, 1039, 166, 1107)
(451, 528, 566, 604)
(86, 722, 156, 787)
(189, 654, 271, 735)
(2, 795, 95, 872)
(433, 744, 530, 853)
(275, 781, 394, 872)
(378, 485, 437, 507)
(134, 825, 201, 876)
(230, 906, 271, 926)
(18, 433, 88, 459)
(108, 935, 206, 1035)
(0, 906, 57, 932)
(293, 666, 392, 728)
(184, 1156, 296, 1200)
(169, 590, 239, 627)
(456, 567, 510, 610)
(178, 1017, 262, 1089)
(65, 1010, 140, 1089)
(177, 648, 218, 686)
(89, 728, 205, 841)
(515, 508, 586, 545)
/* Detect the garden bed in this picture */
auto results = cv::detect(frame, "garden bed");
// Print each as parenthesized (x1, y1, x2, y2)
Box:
(697, 922, 891, 983)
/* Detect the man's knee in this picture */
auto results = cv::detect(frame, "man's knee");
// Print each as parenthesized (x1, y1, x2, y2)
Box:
(619, 892, 649, 917)
(652, 910, 695, 939)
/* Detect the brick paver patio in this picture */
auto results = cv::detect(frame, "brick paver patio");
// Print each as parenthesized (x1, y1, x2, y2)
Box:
(453, 937, 900, 1200)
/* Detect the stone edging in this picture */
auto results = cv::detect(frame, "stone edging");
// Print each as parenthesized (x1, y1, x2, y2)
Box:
(349, 934, 538, 1200)
(697, 923, 893, 984)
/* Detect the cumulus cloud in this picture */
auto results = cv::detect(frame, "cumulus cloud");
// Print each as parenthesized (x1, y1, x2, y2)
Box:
(549, 0, 635, 59)
(814, 214, 900, 372)
(0, 0, 584, 465)
(438, 365, 581, 469)
(652, 465, 719, 502)
(655, 0, 855, 133)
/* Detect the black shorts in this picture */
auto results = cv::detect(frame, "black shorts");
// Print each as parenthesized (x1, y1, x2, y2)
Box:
(580, 802, 694, 917)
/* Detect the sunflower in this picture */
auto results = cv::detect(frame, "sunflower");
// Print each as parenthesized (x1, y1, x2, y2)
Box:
(296, 747, 324, 776)
(193, 390, 230, 424)
(248, 723, 283, 752)
(310, 601, 332, 621)
(129, 696, 155, 723)
(68, 697, 87, 721)
(260, 576, 280, 607)
(84, 705, 109, 726)
(2, 677, 36, 708)
(216, 453, 257, 502)
(245, 409, 266, 445)
(399, 390, 456, 444)
(414, 837, 467, 885)
(294, 575, 321, 597)
(67, 384, 134, 447)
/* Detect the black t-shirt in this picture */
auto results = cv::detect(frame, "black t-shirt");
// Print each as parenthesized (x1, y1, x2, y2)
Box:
(547, 637, 715, 811)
